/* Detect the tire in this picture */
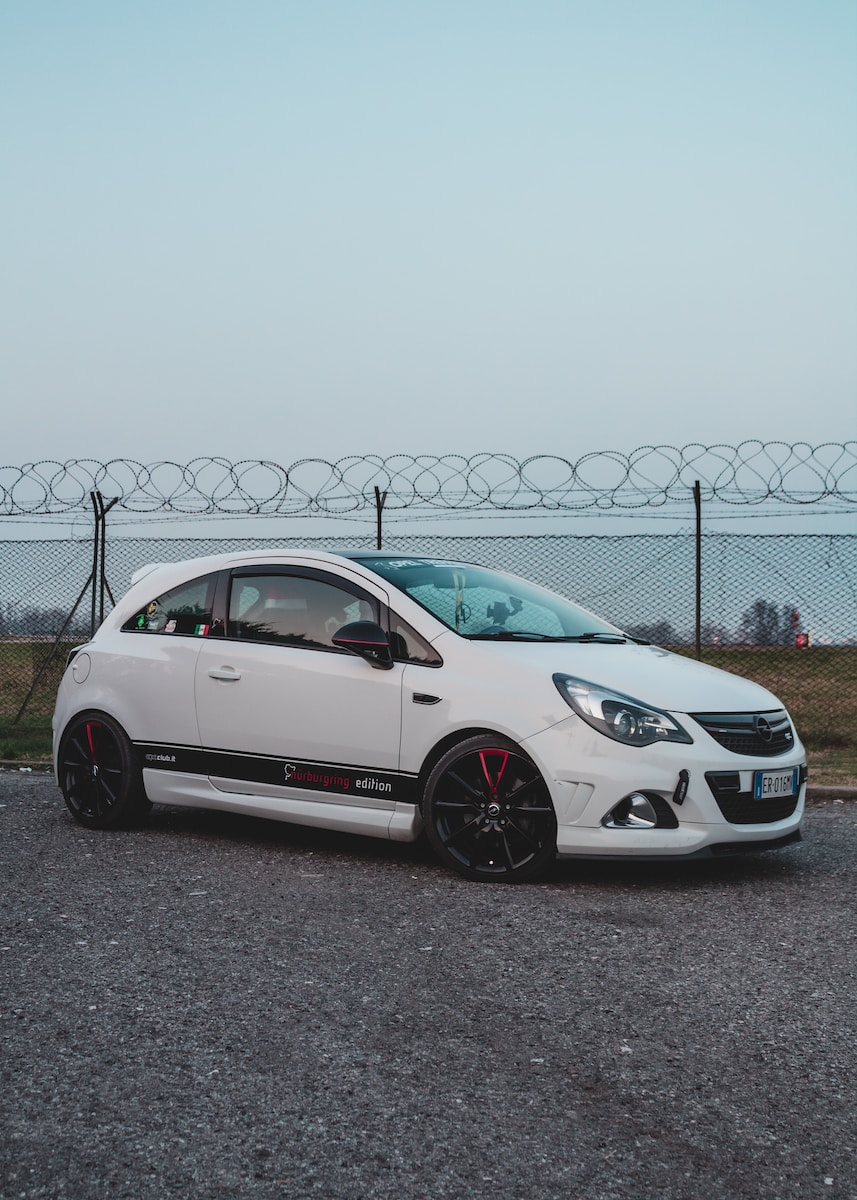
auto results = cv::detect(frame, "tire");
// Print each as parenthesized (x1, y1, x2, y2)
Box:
(423, 735, 557, 883)
(58, 712, 151, 830)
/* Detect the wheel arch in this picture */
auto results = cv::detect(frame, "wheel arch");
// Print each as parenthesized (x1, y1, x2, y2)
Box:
(55, 708, 151, 829)
(415, 726, 528, 810)
(54, 705, 138, 777)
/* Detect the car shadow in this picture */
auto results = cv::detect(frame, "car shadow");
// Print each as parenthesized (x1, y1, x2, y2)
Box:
(140, 802, 809, 889)
(144, 802, 437, 868)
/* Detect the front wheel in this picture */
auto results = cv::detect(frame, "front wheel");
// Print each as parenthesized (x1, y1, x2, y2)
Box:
(58, 712, 150, 830)
(423, 736, 557, 883)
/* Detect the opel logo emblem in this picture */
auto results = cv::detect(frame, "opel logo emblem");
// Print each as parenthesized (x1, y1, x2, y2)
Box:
(755, 716, 773, 742)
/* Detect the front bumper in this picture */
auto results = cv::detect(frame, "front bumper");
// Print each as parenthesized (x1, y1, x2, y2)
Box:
(522, 716, 807, 860)
(553, 820, 804, 860)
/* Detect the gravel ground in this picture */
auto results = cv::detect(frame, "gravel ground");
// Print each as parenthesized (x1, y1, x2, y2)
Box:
(2, 773, 855, 1200)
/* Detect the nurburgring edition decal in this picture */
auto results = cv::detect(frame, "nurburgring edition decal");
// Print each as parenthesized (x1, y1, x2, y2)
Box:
(137, 743, 418, 804)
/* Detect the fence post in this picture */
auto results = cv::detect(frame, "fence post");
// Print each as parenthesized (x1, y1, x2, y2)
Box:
(12, 491, 117, 725)
(694, 480, 702, 660)
(89, 491, 118, 636)
(89, 492, 100, 637)
(374, 486, 388, 550)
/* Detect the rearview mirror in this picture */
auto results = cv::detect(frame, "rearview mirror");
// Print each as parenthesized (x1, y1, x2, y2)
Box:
(332, 621, 394, 670)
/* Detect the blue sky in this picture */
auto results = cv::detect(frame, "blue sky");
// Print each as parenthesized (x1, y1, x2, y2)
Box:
(2, 0, 855, 467)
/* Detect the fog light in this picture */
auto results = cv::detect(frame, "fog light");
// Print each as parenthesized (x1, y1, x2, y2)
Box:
(604, 792, 659, 829)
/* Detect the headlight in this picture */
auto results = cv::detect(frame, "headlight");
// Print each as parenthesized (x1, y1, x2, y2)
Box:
(553, 674, 693, 747)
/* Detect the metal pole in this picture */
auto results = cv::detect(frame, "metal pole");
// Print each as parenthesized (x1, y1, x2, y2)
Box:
(89, 492, 100, 638)
(374, 486, 388, 550)
(98, 496, 118, 625)
(694, 480, 702, 661)
(12, 575, 93, 725)
(13, 497, 114, 725)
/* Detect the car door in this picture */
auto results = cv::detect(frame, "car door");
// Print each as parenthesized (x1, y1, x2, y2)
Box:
(194, 566, 410, 806)
(115, 569, 220, 747)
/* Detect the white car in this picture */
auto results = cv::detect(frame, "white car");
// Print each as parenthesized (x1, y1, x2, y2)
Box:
(53, 550, 806, 882)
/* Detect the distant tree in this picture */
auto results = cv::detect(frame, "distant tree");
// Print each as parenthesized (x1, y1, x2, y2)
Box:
(19, 606, 71, 636)
(0, 604, 90, 639)
(738, 600, 797, 645)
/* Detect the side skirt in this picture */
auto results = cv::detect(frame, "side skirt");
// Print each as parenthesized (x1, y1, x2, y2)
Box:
(142, 769, 422, 843)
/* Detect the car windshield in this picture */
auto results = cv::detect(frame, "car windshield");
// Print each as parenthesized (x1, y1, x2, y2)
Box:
(354, 557, 625, 640)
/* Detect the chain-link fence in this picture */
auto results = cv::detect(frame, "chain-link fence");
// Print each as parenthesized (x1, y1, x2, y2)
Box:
(2, 531, 854, 759)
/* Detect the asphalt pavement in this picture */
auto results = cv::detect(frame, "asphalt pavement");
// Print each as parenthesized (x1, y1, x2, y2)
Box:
(2, 772, 856, 1200)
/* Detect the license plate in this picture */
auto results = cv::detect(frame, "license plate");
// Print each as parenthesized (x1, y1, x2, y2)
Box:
(753, 768, 799, 801)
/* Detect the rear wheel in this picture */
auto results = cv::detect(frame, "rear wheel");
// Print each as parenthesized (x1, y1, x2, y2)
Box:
(58, 712, 150, 829)
(423, 735, 557, 883)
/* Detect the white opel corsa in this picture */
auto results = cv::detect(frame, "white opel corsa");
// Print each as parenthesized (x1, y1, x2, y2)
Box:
(53, 550, 806, 882)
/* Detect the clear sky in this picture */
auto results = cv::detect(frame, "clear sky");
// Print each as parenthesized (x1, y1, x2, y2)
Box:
(2, 0, 855, 468)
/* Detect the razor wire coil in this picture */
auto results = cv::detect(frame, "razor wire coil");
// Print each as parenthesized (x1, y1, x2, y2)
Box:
(1, 442, 855, 517)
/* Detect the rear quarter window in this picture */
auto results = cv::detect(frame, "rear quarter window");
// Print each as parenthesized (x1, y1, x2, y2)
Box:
(122, 574, 218, 636)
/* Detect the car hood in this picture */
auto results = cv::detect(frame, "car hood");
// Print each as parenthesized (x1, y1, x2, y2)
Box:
(463, 639, 784, 714)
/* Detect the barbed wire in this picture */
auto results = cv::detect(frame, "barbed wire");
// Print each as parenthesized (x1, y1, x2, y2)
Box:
(1, 442, 854, 517)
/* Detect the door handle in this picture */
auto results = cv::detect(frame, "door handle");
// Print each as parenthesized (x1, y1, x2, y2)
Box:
(207, 667, 242, 681)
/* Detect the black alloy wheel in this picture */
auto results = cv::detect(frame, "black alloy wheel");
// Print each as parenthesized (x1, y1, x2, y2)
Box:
(423, 735, 557, 882)
(58, 712, 150, 829)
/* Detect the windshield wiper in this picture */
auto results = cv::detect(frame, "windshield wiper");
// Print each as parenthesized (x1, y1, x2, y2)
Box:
(466, 630, 556, 641)
(563, 631, 630, 643)
(466, 630, 629, 643)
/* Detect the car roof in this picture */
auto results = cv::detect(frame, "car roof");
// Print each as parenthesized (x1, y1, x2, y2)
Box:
(113, 548, 464, 637)
(129, 548, 469, 587)
(130, 547, 360, 584)
(125, 548, 461, 603)
(330, 551, 463, 561)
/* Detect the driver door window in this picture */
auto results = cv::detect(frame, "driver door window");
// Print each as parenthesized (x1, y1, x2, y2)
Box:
(228, 573, 376, 649)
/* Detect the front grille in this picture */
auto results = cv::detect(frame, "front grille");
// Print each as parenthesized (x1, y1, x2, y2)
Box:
(690, 709, 794, 757)
(706, 768, 806, 824)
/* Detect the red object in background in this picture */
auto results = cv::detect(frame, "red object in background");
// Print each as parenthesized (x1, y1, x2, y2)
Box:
(795, 632, 812, 648)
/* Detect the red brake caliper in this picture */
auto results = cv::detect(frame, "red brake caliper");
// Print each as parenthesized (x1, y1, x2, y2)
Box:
(85, 722, 99, 774)
(479, 749, 509, 818)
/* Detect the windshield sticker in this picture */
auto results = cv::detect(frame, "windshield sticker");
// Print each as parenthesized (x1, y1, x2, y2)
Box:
(363, 558, 434, 571)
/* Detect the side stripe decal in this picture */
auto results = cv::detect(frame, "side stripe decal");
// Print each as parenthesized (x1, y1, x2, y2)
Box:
(135, 742, 419, 805)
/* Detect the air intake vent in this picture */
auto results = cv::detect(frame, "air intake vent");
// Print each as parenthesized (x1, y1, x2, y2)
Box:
(706, 768, 806, 824)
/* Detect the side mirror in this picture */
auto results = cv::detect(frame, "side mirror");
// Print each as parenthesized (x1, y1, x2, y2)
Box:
(332, 621, 394, 670)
